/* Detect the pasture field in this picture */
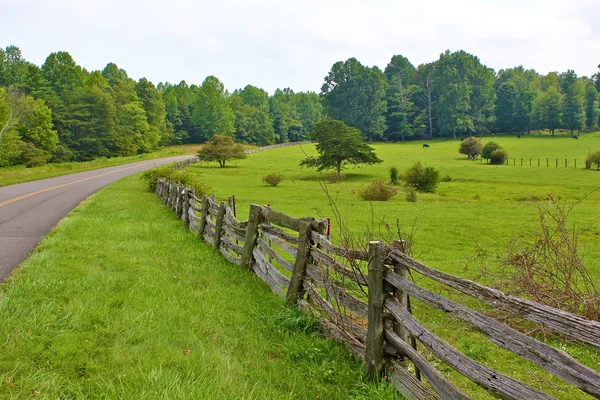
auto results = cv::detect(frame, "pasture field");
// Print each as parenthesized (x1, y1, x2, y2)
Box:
(0, 175, 397, 399)
(0, 144, 203, 187)
(187, 132, 600, 399)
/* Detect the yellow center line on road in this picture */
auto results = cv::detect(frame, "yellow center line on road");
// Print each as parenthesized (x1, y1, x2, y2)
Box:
(0, 161, 159, 208)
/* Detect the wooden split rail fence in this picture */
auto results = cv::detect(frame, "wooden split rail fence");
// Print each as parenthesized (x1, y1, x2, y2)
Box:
(156, 179, 600, 400)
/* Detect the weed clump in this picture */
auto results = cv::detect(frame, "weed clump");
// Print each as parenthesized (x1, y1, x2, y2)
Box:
(359, 180, 397, 201)
(405, 186, 417, 202)
(403, 161, 439, 193)
(325, 171, 343, 183)
(141, 166, 208, 195)
(263, 173, 284, 186)
(585, 150, 600, 170)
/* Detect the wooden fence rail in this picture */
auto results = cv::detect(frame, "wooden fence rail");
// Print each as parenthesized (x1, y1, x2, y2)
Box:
(155, 178, 600, 400)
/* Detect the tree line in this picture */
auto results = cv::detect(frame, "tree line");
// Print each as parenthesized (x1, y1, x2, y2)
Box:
(1, 45, 599, 167)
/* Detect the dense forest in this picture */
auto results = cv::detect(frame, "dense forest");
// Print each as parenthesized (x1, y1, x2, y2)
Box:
(1, 45, 599, 167)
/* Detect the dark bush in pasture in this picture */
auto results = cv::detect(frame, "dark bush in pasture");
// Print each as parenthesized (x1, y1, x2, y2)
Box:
(441, 174, 454, 182)
(359, 180, 397, 201)
(389, 167, 400, 185)
(490, 149, 509, 165)
(585, 150, 600, 170)
(459, 136, 483, 160)
(405, 186, 417, 202)
(482, 141, 502, 160)
(403, 161, 439, 193)
(141, 166, 208, 195)
(262, 172, 284, 186)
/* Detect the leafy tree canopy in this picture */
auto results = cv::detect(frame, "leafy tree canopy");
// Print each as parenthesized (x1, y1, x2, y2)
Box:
(300, 119, 382, 174)
(198, 134, 247, 167)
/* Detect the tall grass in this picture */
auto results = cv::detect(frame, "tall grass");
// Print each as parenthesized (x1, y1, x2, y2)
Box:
(0, 175, 398, 399)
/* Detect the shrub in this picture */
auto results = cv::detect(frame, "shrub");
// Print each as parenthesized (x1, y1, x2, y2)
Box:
(359, 180, 397, 201)
(405, 186, 417, 202)
(262, 173, 284, 186)
(489, 149, 509, 165)
(389, 167, 400, 185)
(403, 161, 439, 193)
(585, 150, 600, 170)
(17, 142, 47, 168)
(326, 170, 343, 183)
(141, 166, 209, 195)
(482, 141, 502, 160)
(459, 136, 483, 160)
(441, 174, 454, 182)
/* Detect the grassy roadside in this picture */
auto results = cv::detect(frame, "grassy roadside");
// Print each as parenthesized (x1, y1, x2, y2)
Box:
(0, 144, 203, 187)
(0, 175, 398, 399)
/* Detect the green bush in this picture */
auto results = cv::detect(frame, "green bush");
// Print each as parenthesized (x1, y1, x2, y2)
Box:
(389, 167, 400, 185)
(263, 173, 284, 186)
(585, 150, 600, 170)
(359, 180, 397, 201)
(482, 141, 502, 160)
(403, 161, 439, 193)
(490, 149, 509, 165)
(141, 166, 209, 195)
(459, 136, 483, 160)
(17, 142, 47, 168)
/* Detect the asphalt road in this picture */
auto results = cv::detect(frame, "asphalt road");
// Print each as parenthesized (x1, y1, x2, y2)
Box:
(0, 156, 191, 281)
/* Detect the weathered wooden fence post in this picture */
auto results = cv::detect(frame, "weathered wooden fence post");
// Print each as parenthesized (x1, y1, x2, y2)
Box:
(392, 240, 409, 347)
(213, 201, 226, 249)
(182, 188, 189, 225)
(240, 205, 263, 270)
(198, 196, 209, 240)
(365, 241, 385, 379)
(286, 221, 313, 305)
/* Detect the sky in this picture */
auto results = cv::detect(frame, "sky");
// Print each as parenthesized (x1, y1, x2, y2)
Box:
(2, 0, 599, 94)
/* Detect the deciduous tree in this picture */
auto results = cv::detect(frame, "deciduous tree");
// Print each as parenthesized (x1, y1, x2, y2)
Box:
(300, 119, 382, 174)
(198, 134, 246, 167)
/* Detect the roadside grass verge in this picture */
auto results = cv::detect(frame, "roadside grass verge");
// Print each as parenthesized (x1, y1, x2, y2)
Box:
(0, 175, 398, 399)
(0, 144, 202, 187)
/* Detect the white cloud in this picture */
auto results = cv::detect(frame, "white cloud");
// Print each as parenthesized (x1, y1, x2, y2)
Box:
(1, 0, 599, 93)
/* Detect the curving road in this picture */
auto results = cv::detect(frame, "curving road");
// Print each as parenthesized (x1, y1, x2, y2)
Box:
(0, 156, 191, 281)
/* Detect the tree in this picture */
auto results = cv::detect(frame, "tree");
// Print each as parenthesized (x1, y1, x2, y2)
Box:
(198, 134, 246, 167)
(191, 76, 235, 142)
(584, 85, 599, 130)
(459, 136, 483, 159)
(321, 58, 387, 141)
(561, 70, 585, 135)
(531, 86, 562, 134)
(482, 141, 502, 160)
(300, 119, 382, 174)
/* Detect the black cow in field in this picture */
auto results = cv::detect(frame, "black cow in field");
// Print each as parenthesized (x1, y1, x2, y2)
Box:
(423, 143, 430, 148)
(573, 136, 579, 140)
(517, 134, 521, 138)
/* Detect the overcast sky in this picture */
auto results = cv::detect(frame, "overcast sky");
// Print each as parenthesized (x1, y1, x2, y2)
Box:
(2, 0, 599, 94)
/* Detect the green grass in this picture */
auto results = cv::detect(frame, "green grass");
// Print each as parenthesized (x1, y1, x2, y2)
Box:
(0, 175, 398, 399)
(0, 144, 203, 187)
(189, 131, 600, 399)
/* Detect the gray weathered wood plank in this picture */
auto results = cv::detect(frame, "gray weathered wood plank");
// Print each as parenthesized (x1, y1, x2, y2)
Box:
(388, 251, 600, 347)
(385, 297, 555, 400)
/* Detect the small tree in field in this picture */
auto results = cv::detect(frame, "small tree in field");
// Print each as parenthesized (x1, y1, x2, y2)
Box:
(459, 136, 483, 160)
(481, 141, 502, 161)
(300, 119, 382, 174)
(198, 134, 246, 167)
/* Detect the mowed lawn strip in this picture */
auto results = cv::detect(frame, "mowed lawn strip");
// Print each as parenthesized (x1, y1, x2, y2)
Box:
(0, 175, 398, 400)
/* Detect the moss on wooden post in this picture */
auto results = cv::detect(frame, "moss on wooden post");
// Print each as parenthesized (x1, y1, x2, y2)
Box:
(198, 196, 209, 240)
(365, 240, 385, 379)
(240, 204, 263, 270)
(286, 221, 313, 305)
(213, 201, 226, 249)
